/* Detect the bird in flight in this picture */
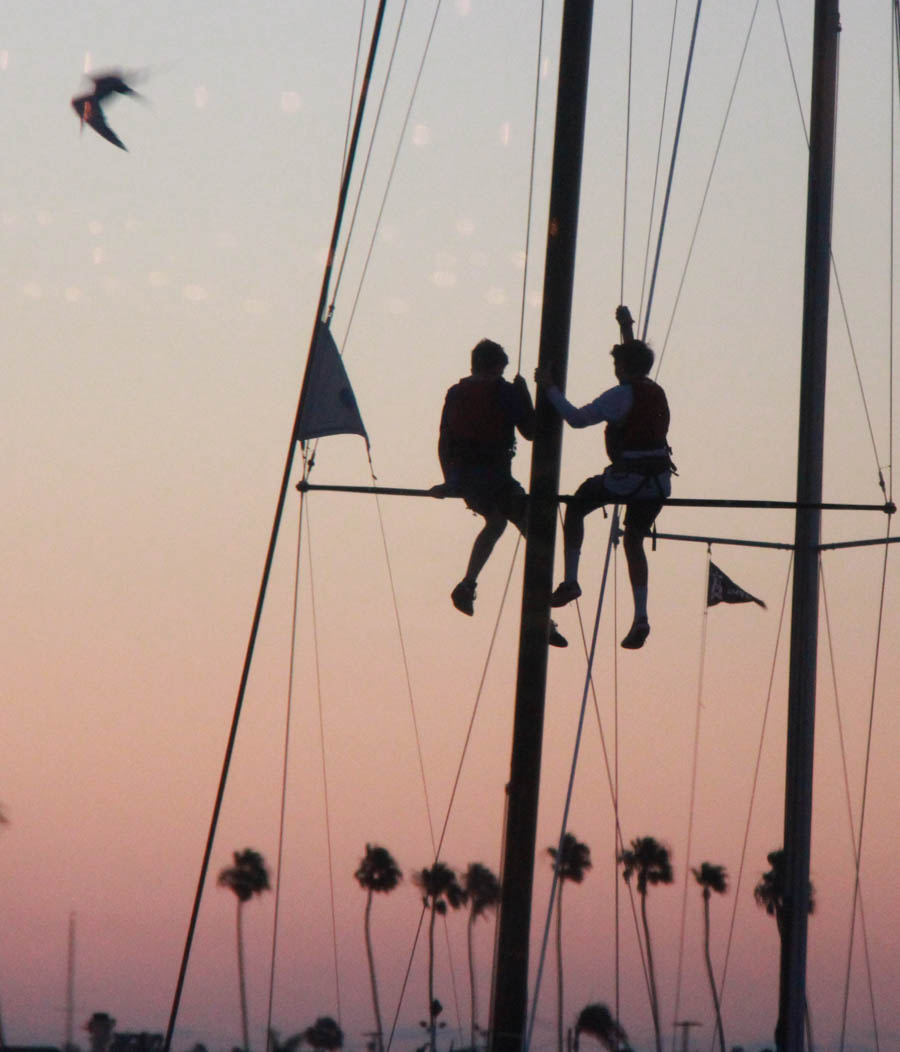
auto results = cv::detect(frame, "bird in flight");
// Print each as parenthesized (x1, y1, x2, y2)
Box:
(71, 70, 143, 150)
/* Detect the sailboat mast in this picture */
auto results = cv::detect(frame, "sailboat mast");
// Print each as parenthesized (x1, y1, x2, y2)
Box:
(489, 3, 594, 1051)
(779, 2, 839, 1050)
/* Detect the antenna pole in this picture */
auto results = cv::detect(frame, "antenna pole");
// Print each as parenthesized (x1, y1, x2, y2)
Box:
(488, 2, 594, 1050)
(779, 2, 839, 1050)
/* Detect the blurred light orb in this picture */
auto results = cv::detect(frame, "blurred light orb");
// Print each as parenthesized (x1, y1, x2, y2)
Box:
(412, 124, 431, 147)
(93, 246, 105, 265)
(386, 298, 410, 316)
(456, 217, 475, 238)
(88, 221, 103, 236)
(148, 271, 169, 287)
(485, 286, 507, 305)
(194, 85, 209, 109)
(280, 92, 302, 114)
(431, 270, 457, 288)
(184, 284, 209, 302)
(22, 282, 42, 299)
(64, 287, 84, 303)
(499, 121, 511, 146)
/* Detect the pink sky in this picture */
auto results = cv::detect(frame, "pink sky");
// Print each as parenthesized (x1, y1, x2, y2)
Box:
(2, 3, 899, 1051)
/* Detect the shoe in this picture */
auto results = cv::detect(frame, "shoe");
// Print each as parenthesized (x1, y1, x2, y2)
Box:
(548, 620, 568, 648)
(550, 581, 582, 608)
(451, 579, 476, 616)
(620, 620, 650, 649)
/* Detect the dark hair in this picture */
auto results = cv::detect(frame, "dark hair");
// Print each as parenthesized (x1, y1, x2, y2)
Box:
(611, 339, 654, 377)
(471, 338, 509, 373)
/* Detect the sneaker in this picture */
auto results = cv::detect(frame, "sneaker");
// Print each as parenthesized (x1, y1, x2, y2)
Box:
(620, 620, 650, 650)
(451, 579, 476, 616)
(548, 620, 568, 648)
(550, 581, 582, 608)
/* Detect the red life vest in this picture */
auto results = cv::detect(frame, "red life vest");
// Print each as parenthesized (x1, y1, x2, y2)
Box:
(604, 378, 669, 462)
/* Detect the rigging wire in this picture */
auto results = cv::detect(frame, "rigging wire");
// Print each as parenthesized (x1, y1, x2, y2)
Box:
(333, 0, 444, 334)
(668, 548, 714, 1052)
(383, 540, 524, 1051)
(774, 0, 888, 494)
(637, 0, 682, 332)
(821, 563, 881, 1052)
(711, 555, 792, 1027)
(515, 0, 548, 376)
(642, 0, 704, 342)
(522, 514, 661, 1052)
(264, 484, 309, 1043)
(524, 510, 621, 1052)
(341, 2, 370, 179)
(835, 527, 892, 1051)
(654, 0, 762, 381)
(162, 6, 390, 1043)
(620, 0, 635, 307)
(306, 495, 345, 1021)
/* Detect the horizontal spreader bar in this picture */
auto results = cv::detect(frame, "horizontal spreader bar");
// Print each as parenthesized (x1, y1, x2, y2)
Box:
(296, 480, 896, 515)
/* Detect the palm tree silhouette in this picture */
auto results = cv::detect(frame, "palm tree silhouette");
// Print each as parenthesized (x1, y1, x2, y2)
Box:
(303, 1017, 344, 1051)
(573, 1003, 631, 1052)
(355, 844, 402, 1052)
(461, 862, 501, 1047)
(692, 862, 728, 1052)
(547, 833, 592, 1052)
(753, 848, 816, 1050)
(618, 836, 673, 1052)
(218, 847, 271, 1052)
(413, 861, 466, 1052)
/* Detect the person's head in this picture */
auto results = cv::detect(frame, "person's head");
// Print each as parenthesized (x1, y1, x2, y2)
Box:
(471, 338, 509, 376)
(611, 338, 654, 380)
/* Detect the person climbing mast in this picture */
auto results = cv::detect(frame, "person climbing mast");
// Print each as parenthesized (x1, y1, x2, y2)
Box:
(435, 338, 567, 648)
(535, 306, 674, 649)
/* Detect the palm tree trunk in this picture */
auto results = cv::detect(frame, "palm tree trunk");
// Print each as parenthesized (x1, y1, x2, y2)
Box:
(236, 901, 250, 1052)
(701, 895, 726, 1052)
(640, 892, 662, 1052)
(428, 905, 437, 1052)
(467, 913, 477, 1048)
(556, 887, 565, 1052)
(363, 890, 384, 1052)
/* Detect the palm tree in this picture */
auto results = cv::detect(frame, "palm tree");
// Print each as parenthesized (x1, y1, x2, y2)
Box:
(618, 837, 673, 1052)
(302, 1017, 344, 1051)
(85, 1013, 116, 1052)
(573, 1004, 631, 1052)
(753, 848, 816, 1051)
(461, 862, 501, 1047)
(413, 861, 466, 1052)
(355, 844, 402, 1052)
(692, 862, 728, 1052)
(547, 833, 592, 1052)
(218, 848, 271, 1052)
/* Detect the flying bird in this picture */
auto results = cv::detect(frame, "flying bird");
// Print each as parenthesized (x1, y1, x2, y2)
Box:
(71, 70, 143, 150)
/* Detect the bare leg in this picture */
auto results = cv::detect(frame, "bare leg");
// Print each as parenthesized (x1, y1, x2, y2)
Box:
(620, 529, 650, 648)
(465, 512, 507, 582)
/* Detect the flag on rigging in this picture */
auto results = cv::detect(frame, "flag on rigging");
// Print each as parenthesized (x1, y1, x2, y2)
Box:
(707, 562, 767, 609)
(295, 322, 369, 445)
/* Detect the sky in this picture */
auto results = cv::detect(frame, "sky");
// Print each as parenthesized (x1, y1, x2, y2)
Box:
(2, 2, 900, 1051)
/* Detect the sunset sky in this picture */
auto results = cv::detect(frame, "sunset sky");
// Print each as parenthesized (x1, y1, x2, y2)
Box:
(3, 3, 899, 1052)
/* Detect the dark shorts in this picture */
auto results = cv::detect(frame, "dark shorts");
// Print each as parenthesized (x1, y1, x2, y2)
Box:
(459, 466, 527, 523)
(570, 474, 665, 537)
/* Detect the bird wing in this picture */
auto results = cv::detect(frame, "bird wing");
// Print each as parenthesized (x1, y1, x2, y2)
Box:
(85, 105, 128, 150)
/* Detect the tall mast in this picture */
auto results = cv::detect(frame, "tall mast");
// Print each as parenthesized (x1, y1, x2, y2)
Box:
(489, 3, 594, 1051)
(65, 912, 76, 1050)
(779, 2, 839, 1050)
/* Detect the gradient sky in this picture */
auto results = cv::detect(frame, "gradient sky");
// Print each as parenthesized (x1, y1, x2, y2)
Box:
(3, 3, 899, 1052)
